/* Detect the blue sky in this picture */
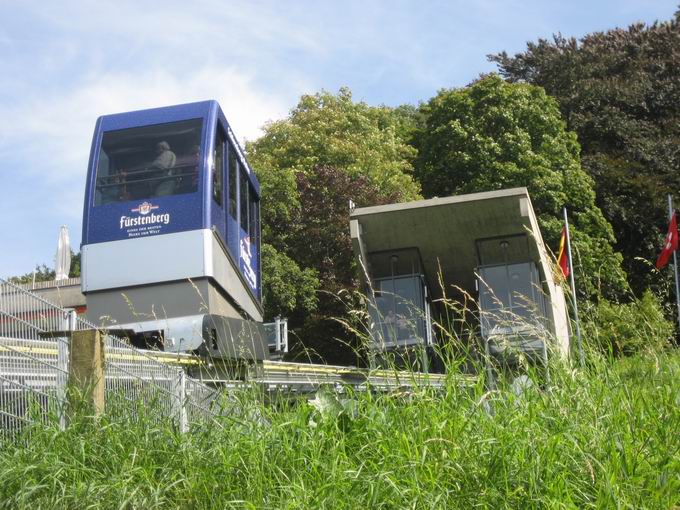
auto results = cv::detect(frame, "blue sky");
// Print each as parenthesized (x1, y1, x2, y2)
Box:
(0, 0, 676, 278)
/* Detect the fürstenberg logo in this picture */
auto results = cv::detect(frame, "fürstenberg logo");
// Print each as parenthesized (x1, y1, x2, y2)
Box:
(119, 201, 170, 229)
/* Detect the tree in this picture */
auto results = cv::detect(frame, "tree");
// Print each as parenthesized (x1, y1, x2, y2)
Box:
(261, 243, 319, 323)
(283, 165, 398, 363)
(413, 74, 627, 299)
(247, 89, 421, 362)
(248, 88, 421, 248)
(290, 166, 398, 292)
(8, 264, 55, 285)
(489, 12, 680, 296)
(8, 250, 81, 285)
(260, 165, 399, 362)
(248, 88, 420, 204)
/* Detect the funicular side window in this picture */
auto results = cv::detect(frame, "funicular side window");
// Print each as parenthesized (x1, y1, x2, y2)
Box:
(249, 189, 259, 245)
(366, 249, 428, 347)
(94, 119, 202, 206)
(213, 130, 224, 206)
(228, 145, 238, 220)
(478, 262, 544, 335)
(239, 170, 249, 233)
(238, 169, 259, 292)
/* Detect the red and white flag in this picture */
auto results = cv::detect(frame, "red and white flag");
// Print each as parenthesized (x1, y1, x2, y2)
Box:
(656, 211, 678, 270)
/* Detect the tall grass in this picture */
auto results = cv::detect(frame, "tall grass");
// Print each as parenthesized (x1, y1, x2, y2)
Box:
(1, 349, 678, 509)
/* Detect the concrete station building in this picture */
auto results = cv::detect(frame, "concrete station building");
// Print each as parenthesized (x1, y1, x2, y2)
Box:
(349, 187, 570, 370)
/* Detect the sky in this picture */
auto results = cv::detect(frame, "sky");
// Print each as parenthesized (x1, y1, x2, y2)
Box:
(0, 0, 676, 278)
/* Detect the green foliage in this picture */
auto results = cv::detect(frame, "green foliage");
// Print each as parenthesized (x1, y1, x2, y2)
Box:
(266, 166, 400, 362)
(261, 243, 319, 322)
(490, 12, 680, 296)
(8, 264, 55, 285)
(1, 353, 678, 508)
(248, 88, 421, 208)
(69, 251, 81, 278)
(247, 88, 421, 280)
(8, 250, 81, 284)
(582, 290, 674, 357)
(291, 166, 397, 291)
(247, 89, 420, 249)
(413, 74, 627, 299)
(248, 90, 421, 361)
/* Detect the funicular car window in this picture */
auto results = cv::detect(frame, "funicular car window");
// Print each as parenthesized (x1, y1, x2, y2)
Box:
(94, 119, 202, 206)
(370, 276, 425, 346)
(228, 144, 238, 219)
(239, 170, 249, 233)
(213, 130, 224, 206)
(249, 185, 259, 244)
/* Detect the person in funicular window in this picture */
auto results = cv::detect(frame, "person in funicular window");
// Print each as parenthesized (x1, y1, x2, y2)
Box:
(152, 141, 177, 197)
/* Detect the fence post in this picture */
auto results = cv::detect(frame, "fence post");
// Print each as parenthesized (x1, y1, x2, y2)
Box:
(68, 329, 105, 418)
(56, 310, 75, 430)
(275, 316, 281, 352)
(283, 319, 289, 353)
(174, 369, 188, 433)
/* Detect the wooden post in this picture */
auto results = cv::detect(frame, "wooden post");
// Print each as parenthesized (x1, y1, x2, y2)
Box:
(68, 329, 105, 417)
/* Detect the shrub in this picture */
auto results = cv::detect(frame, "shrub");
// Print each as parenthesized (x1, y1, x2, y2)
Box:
(582, 290, 674, 356)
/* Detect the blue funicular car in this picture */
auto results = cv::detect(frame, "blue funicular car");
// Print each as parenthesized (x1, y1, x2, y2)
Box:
(81, 101, 268, 360)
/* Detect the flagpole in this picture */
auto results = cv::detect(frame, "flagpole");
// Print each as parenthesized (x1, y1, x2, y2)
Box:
(563, 207, 584, 366)
(668, 194, 680, 332)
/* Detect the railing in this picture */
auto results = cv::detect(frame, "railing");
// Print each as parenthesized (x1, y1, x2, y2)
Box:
(250, 360, 457, 393)
(264, 317, 288, 356)
(0, 277, 223, 437)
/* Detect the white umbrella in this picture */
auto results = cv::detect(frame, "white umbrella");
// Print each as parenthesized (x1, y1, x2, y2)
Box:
(55, 225, 71, 280)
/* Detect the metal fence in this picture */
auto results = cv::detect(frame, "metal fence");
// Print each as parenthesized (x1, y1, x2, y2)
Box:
(0, 277, 223, 437)
(264, 316, 288, 358)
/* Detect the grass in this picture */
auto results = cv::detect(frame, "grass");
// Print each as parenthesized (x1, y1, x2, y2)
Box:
(0, 349, 679, 509)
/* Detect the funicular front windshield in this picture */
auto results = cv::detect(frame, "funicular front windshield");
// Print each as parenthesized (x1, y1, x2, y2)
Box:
(94, 119, 203, 206)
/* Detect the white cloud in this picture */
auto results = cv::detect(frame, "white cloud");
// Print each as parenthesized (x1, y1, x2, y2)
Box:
(0, 63, 294, 236)
(0, 65, 291, 176)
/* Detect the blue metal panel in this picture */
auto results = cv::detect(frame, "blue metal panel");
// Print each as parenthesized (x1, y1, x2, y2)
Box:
(81, 100, 262, 302)
(82, 101, 214, 245)
(85, 194, 204, 245)
(238, 225, 259, 298)
(215, 108, 260, 195)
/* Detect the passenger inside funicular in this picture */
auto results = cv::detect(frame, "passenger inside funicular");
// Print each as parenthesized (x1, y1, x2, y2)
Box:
(151, 141, 177, 196)
(95, 119, 202, 205)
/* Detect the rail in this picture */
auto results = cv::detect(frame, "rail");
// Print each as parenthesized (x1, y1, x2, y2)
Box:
(249, 360, 470, 392)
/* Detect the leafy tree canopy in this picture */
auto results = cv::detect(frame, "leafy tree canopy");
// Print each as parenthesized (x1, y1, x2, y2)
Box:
(489, 11, 680, 295)
(247, 88, 420, 248)
(248, 90, 420, 360)
(261, 243, 319, 322)
(248, 88, 420, 199)
(261, 165, 400, 359)
(8, 251, 81, 285)
(413, 74, 627, 299)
